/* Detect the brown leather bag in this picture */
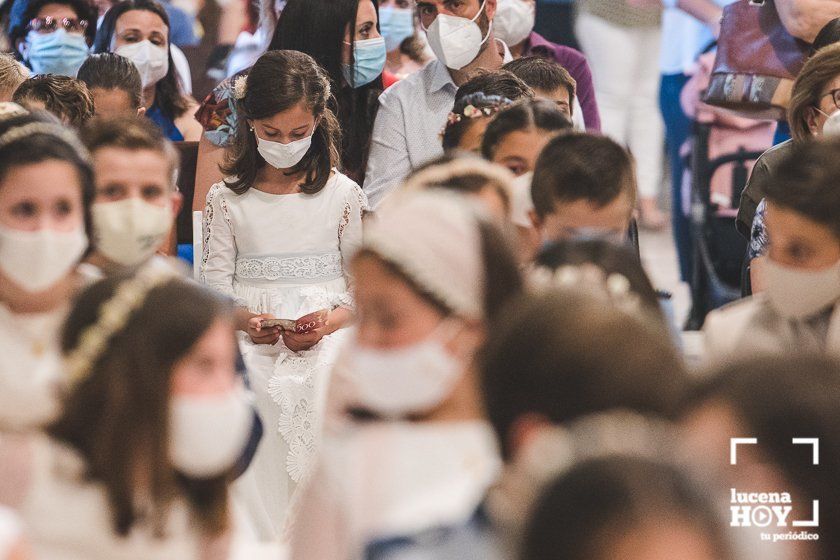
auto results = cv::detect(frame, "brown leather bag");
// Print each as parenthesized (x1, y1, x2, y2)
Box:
(703, 0, 810, 120)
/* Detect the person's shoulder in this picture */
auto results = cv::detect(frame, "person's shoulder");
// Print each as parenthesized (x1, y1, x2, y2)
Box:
(528, 32, 588, 66)
(207, 181, 233, 203)
(329, 171, 368, 202)
(705, 295, 764, 333)
(759, 138, 794, 163)
(380, 60, 439, 103)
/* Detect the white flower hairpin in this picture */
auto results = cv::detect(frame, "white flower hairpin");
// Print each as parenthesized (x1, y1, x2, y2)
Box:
(233, 75, 248, 100)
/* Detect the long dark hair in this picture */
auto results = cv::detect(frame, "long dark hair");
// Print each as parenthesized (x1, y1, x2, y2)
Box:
(221, 50, 341, 195)
(268, 0, 382, 183)
(53, 275, 234, 537)
(93, 0, 189, 121)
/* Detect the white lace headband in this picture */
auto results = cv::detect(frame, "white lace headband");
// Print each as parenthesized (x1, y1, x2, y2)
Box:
(64, 265, 180, 385)
(401, 157, 515, 204)
(364, 190, 485, 320)
(0, 121, 90, 162)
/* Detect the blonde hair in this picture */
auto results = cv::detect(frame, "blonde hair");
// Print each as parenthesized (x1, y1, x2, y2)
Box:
(788, 42, 840, 141)
(0, 53, 29, 100)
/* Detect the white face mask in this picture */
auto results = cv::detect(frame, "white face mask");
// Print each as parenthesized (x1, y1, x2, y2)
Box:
(169, 387, 253, 478)
(424, 0, 492, 70)
(255, 131, 313, 169)
(0, 224, 87, 293)
(493, 0, 534, 47)
(92, 198, 173, 267)
(763, 257, 840, 320)
(335, 321, 463, 419)
(115, 40, 169, 89)
(822, 108, 840, 137)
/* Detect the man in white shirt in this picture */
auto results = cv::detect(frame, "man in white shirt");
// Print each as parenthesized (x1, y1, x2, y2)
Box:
(364, 0, 510, 208)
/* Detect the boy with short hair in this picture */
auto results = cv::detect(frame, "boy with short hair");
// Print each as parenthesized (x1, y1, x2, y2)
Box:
(503, 55, 577, 120)
(80, 115, 182, 274)
(530, 133, 636, 245)
(704, 138, 840, 358)
(77, 53, 144, 118)
(12, 74, 94, 128)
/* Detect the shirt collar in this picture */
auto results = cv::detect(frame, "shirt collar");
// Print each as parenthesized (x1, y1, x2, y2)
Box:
(429, 59, 457, 94)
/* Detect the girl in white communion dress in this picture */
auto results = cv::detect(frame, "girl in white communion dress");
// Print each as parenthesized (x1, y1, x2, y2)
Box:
(201, 50, 366, 537)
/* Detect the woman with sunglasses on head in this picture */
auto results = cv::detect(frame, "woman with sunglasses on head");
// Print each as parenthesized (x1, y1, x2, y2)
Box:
(94, 0, 202, 141)
(193, 0, 386, 209)
(7, 0, 96, 77)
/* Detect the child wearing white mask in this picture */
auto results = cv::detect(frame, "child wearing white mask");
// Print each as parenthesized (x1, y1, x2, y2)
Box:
(0, 268, 276, 558)
(80, 116, 182, 275)
(290, 188, 524, 560)
(0, 108, 92, 432)
(201, 50, 368, 537)
(704, 139, 840, 360)
(94, 0, 201, 141)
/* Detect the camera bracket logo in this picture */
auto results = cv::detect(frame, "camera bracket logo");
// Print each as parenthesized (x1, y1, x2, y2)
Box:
(729, 438, 820, 542)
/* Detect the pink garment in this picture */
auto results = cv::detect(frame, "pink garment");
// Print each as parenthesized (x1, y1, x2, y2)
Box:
(679, 51, 776, 217)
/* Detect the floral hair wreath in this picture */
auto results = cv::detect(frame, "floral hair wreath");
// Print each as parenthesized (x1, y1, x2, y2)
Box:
(445, 94, 513, 127)
(64, 265, 181, 386)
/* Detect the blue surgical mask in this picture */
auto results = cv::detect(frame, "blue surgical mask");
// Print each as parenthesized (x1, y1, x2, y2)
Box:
(379, 6, 415, 52)
(25, 29, 89, 77)
(342, 36, 386, 88)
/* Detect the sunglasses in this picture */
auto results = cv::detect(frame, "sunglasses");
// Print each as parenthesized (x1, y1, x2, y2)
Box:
(28, 16, 89, 34)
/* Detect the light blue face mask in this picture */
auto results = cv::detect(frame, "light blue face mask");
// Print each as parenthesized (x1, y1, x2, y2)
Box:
(342, 36, 387, 88)
(379, 6, 414, 52)
(25, 29, 89, 77)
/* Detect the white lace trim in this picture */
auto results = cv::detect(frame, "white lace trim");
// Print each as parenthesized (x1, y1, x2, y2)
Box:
(235, 253, 342, 282)
(268, 355, 319, 484)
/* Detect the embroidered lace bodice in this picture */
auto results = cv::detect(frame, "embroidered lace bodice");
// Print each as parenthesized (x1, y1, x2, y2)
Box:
(201, 172, 368, 299)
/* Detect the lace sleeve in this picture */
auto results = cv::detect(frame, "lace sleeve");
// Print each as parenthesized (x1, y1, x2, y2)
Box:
(336, 181, 369, 310)
(201, 183, 246, 306)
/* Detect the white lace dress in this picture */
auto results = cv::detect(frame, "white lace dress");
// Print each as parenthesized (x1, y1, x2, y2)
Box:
(201, 172, 367, 538)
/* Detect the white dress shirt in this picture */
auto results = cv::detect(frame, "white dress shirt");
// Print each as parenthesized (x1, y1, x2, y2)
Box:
(363, 40, 513, 208)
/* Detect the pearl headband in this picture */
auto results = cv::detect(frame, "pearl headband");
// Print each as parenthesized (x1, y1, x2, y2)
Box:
(64, 264, 181, 385)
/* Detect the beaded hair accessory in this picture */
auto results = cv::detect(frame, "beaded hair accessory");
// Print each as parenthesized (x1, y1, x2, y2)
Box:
(530, 263, 643, 315)
(0, 121, 90, 162)
(64, 265, 181, 385)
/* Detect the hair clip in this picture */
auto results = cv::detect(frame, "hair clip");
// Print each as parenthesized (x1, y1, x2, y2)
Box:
(233, 75, 248, 100)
